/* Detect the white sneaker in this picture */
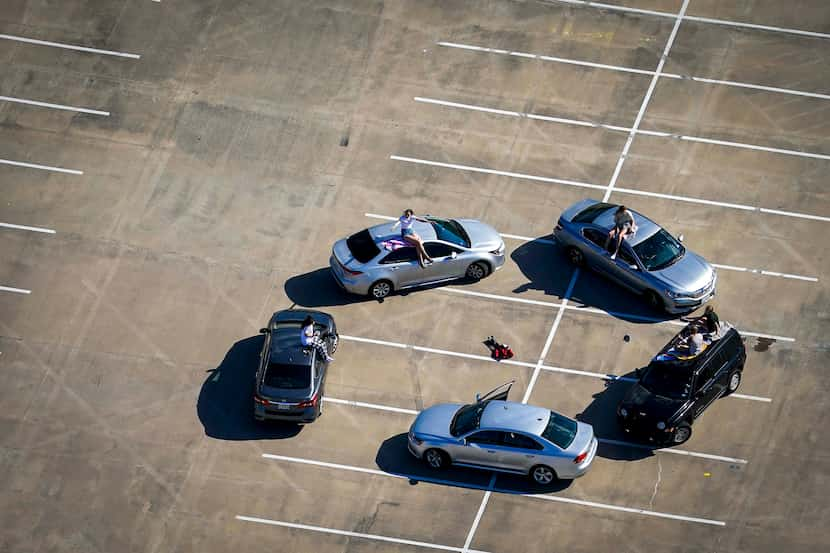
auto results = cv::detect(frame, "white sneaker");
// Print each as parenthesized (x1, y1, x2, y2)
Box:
(610, 252, 617, 260)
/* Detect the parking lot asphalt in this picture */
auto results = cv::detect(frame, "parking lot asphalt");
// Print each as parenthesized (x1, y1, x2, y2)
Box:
(1, 1, 829, 552)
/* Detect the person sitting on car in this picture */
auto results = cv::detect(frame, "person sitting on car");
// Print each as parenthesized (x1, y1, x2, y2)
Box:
(605, 205, 638, 260)
(300, 315, 334, 362)
(678, 326, 706, 356)
(392, 208, 434, 268)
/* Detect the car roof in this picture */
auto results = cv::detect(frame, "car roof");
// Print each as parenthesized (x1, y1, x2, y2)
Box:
(269, 326, 312, 366)
(591, 205, 661, 247)
(651, 327, 742, 374)
(479, 400, 549, 435)
(368, 221, 438, 243)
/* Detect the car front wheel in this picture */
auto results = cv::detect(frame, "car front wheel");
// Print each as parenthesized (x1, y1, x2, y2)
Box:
(672, 424, 692, 445)
(369, 280, 392, 300)
(465, 262, 489, 281)
(530, 465, 557, 485)
(565, 246, 585, 267)
(424, 449, 449, 470)
(724, 370, 742, 396)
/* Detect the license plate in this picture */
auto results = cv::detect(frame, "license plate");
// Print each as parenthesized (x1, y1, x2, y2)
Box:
(277, 404, 291, 410)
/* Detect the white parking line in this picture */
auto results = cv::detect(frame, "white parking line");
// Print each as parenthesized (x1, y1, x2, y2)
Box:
(0, 286, 31, 295)
(257, 453, 726, 526)
(0, 222, 57, 234)
(0, 158, 83, 175)
(437, 42, 830, 101)
(338, 334, 775, 402)
(364, 212, 816, 283)
(605, 0, 688, 202)
(0, 33, 141, 59)
(547, 0, 830, 40)
(0, 95, 110, 116)
(415, 96, 830, 163)
(462, 474, 497, 553)
(322, 395, 749, 463)
(390, 155, 830, 223)
(237, 515, 486, 553)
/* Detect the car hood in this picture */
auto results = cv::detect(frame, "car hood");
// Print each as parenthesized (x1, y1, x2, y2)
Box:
(651, 250, 714, 293)
(621, 383, 683, 422)
(410, 403, 463, 439)
(456, 219, 503, 250)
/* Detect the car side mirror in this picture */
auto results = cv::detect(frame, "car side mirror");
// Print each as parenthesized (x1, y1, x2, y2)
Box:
(474, 393, 481, 402)
(450, 252, 458, 259)
(628, 263, 638, 271)
(677, 233, 684, 243)
(259, 328, 270, 334)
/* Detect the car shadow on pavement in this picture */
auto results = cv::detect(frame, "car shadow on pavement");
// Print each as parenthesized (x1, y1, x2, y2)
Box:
(511, 237, 675, 323)
(375, 434, 571, 495)
(577, 371, 654, 461)
(197, 335, 303, 440)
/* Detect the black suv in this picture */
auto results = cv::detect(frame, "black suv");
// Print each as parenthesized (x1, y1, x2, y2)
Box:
(617, 323, 746, 445)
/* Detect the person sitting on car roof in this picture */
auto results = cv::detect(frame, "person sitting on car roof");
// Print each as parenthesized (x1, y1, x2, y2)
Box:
(392, 209, 434, 268)
(300, 315, 334, 362)
(605, 205, 638, 260)
(678, 326, 706, 356)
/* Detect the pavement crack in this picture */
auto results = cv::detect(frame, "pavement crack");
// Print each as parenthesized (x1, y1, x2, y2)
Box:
(649, 456, 663, 510)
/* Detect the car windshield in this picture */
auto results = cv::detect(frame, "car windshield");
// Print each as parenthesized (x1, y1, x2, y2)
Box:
(633, 229, 685, 271)
(641, 363, 692, 399)
(264, 362, 311, 389)
(541, 411, 577, 449)
(572, 202, 615, 224)
(450, 402, 486, 436)
(428, 218, 470, 248)
(346, 229, 380, 263)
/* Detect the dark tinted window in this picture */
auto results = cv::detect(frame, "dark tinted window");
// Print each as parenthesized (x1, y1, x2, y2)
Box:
(425, 243, 461, 258)
(466, 431, 504, 445)
(617, 247, 637, 267)
(504, 432, 543, 450)
(583, 228, 607, 249)
(541, 411, 577, 449)
(347, 230, 380, 263)
(573, 203, 615, 224)
(264, 363, 310, 389)
(381, 247, 418, 264)
(451, 402, 487, 436)
(428, 218, 470, 247)
(641, 363, 693, 399)
(633, 229, 685, 271)
(696, 360, 718, 392)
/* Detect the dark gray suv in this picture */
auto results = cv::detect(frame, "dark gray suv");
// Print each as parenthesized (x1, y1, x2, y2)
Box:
(253, 309, 338, 424)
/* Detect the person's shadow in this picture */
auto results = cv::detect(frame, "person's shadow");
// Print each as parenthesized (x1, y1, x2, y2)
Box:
(196, 335, 303, 440)
(511, 236, 674, 323)
(375, 434, 571, 494)
(577, 370, 656, 461)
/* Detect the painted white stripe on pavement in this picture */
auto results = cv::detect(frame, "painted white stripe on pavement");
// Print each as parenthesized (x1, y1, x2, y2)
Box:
(547, 0, 830, 39)
(323, 396, 418, 415)
(0, 222, 56, 234)
(597, 438, 747, 464)
(0, 34, 141, 58)
(237, 515, 483, 553)
(462, 474, 497, 552)
(339, 334, 408, 348)
(730, 393, 772, 403)
(760, 207, 830, 223)
(0, 96, 109, 116)
(661, 73, 830, 101)
(0, 158, 82, 175)
(0, 286, 31, 294)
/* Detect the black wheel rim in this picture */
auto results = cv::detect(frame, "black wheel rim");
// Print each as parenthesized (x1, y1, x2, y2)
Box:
(426, 450, 442, 468)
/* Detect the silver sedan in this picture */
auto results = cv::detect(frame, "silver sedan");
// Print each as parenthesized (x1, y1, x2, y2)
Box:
(330, 216, 506, 299)
(407, 387, 598, 484)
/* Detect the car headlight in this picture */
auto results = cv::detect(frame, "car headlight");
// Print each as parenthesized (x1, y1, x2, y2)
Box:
(490, 243, 505, 255)
(408, 431, 423, 446)
(619, 407, 628, 418)
(665, 289, 682, 299)
(656, 421, 666, 430)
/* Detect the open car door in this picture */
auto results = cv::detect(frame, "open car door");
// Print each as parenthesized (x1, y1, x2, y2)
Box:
(475, 379, 515, 403)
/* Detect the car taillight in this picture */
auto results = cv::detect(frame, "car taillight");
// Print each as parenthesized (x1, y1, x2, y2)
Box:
(254, 395, 269, 405)
(573, 451, 588, 464)
(338, 258, 363, 276)
(296, 394, 319, 408)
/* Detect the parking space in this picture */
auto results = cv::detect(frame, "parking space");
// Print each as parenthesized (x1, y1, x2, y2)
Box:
(2, 0, 829, 552)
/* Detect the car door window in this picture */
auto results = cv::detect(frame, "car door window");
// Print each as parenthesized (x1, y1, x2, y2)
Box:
(617, 247, 638, 268)
(695, 361, 718, 393)
(582, 228, 608, 249)
(380, 247, 418, 264)
(503, 432, 543, 450)
(424, 243, 462, 258)
(466, 431, 506, 446)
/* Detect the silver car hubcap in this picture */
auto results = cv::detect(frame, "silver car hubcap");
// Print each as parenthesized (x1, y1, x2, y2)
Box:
(674, 427, 690, 443)
(372, 282, 390, 298)
(729, 372, 740, 391)
(467, 264, 485, 279)
(533, 466, 553, 484)
(426, 450, 442, 468)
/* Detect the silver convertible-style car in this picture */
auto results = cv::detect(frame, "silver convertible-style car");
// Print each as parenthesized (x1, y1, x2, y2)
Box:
(407, 383, 598, 484)
(330, 216, 506, 299)
(553, 199, 716, 313)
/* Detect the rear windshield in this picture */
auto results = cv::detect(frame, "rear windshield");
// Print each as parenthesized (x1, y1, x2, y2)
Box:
(573, 202, 615, 224)
(264, 363, 310, 389)
(346, 230, 380, 263)
(541, 411, 577, 449)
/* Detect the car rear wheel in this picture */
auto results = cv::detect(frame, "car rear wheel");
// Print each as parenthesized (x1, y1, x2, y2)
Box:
(565, 246, 585, 267)
(424, 448, 449, 470)
(672, 424, 692, 445)
(369, 280, 393, 300)
(530, 465, 557, 485)
(465, 262, 489, 281)
(724, 370, 742, 396)
(644, 290, 664, 311)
